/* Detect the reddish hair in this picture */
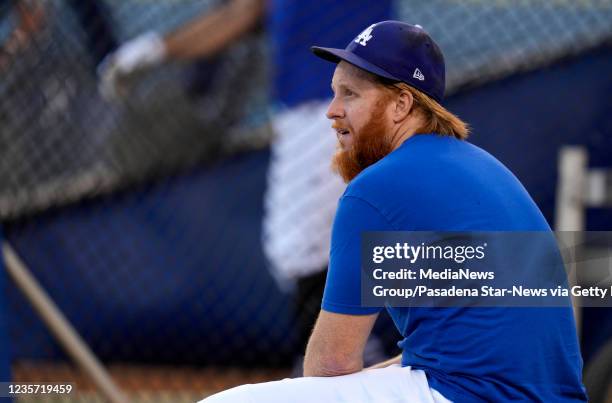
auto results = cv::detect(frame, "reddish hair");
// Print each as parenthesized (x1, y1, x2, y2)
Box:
(352, 67, 470, 140)
(389, 82, 470, 140)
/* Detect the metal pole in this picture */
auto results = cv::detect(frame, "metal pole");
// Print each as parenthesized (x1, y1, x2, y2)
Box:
(2, 242, 129, 403)
(555, 146, 587, 339)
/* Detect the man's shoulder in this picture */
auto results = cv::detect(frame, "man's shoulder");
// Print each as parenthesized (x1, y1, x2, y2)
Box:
(344, 159, 392, 199)
(343, 134, 502, 203)
(344, 136, 436, 196)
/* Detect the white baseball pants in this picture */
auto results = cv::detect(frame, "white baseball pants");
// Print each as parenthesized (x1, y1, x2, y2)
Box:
(198, 365, 452, 403)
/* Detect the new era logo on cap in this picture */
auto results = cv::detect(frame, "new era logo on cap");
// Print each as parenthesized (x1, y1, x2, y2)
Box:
(311, 20, 446, 102)
(413, 68, 425, 81)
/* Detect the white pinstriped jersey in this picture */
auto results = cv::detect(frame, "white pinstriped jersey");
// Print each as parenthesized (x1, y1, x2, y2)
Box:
(263, 101, 345, 285)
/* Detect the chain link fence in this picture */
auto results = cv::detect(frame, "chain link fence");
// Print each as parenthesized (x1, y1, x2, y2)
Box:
(1, 0, 611, 401)
(396, 0, 612, 92)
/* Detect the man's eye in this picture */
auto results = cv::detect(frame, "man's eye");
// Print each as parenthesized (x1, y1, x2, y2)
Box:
(344, 89, 354, 96)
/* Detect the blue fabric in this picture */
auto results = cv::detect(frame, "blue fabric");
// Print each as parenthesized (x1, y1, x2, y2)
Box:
(323, 134, 587, 402)
(268, 0, 390, 107)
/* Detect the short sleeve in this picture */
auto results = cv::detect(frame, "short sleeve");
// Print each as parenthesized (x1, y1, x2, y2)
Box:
(322, 195, 393, 315)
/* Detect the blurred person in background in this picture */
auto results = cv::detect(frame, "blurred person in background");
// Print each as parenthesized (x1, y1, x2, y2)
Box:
(0, 0, 45, 71)
(1, 0, 115, 72)
(98, 0, 395, 370)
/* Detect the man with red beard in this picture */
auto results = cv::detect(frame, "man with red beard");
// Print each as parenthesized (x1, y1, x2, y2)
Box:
(200, 20, 586, 402)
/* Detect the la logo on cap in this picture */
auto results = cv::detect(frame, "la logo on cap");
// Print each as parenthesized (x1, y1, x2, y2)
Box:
(354, 24, 376, 46)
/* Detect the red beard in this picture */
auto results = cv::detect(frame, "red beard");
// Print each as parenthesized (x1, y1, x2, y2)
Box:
(332, 101, 393, 183)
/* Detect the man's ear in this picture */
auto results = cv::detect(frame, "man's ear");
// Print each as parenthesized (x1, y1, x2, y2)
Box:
(392, 90, 414, 123)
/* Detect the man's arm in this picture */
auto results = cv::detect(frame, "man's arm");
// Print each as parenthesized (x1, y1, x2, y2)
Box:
(98, 0, 265, 100)
(164, 0, 265, 60)
(303, 310, 378, 377)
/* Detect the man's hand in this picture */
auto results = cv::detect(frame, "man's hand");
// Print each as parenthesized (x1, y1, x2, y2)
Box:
(97, 31, 166, 101)
(97, 0, 264, 101)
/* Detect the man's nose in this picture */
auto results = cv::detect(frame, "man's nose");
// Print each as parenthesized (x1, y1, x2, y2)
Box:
(326, 97, 344, 120)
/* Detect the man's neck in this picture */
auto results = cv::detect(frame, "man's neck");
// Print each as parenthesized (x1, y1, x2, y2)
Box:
(388, 118, 422, 150)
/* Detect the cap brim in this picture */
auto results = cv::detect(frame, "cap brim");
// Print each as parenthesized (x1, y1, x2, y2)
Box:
(311, 46, 401, 83)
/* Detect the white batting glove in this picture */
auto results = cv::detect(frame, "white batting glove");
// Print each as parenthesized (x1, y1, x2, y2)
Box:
(98, 31, 167, 101)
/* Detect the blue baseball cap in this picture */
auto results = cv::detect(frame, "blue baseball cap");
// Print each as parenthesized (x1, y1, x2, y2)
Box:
(311, 20, 445, 102)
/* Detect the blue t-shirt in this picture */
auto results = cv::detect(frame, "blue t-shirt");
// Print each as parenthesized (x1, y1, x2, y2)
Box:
(323, 134, 587, 402)
(268, 0, 390, 107)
